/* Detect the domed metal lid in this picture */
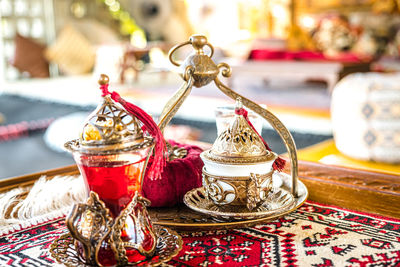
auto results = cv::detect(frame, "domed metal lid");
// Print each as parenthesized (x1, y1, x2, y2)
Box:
(202, 99, 276, 165)
(65, 77, 152, 154)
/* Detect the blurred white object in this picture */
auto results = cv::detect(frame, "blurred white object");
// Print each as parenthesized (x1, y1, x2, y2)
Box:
(93, 45, 124, 83)
(121, 0, 192, 43)
(44, 112, 88, 153)
(331, 73, 400, 163)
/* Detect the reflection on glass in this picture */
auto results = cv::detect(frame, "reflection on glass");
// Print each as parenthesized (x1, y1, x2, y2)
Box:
(215, 104, 264, 136)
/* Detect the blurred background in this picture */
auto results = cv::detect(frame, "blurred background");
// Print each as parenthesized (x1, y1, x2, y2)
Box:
(1, 0, 400, 178)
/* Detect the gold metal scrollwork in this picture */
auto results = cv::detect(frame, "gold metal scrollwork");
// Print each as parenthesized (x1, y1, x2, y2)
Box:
(66, 191, 114, 266)
(217, 63, 232, 78)
(203, 171, 236, 204)
(65, 191, 157, 267)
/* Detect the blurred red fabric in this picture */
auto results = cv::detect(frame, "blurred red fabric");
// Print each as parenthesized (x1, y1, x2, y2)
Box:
(249, 49, 364, 63)
(142, 140, 204, 207)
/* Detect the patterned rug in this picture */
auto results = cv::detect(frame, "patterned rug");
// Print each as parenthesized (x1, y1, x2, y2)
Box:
(1, 202, 399, 266)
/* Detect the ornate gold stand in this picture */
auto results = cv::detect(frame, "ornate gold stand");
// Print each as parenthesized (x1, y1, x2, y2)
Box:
(65, 191, 156, 266)
(202, 167, 274, 209)
(154, 35, 308, 225)
(51, 191, 182, 266)
(50, 227, 182, 267)
(159, 35, 300, 197)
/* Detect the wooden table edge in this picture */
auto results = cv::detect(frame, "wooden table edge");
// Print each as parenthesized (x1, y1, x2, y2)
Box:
(1, 159, 399, 219)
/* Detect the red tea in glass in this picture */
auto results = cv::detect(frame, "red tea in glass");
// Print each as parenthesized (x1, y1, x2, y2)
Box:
(75, 152, 147, 217)
(72, 148, 156, 266)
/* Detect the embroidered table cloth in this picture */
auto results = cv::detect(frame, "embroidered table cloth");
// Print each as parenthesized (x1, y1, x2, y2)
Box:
(1, 201, 399, 266)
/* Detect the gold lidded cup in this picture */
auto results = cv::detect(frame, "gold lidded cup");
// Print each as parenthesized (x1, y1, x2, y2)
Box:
(200, 98, 277, 211)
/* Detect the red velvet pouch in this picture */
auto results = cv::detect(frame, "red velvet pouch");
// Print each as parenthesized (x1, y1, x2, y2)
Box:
(142, 140, 204, 207)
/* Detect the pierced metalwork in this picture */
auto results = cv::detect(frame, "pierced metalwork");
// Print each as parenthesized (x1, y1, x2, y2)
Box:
(64, 96, 153, 154)
(248, 173, 273, 211)
(203, 103, 277, 164)
(65, 191, 114, 266)
(50, 227, 182, 267)
(64, 191, 164, 266)
(81, 96, 143, 144)
(147, 172, 308, 231)
(202, 167, 273, 210)
(168, 143, 188, 161)
(120, 193, 157, 257)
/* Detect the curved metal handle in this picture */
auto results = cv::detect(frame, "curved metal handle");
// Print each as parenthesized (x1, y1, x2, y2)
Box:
(158, 67, 194, 132)
(203, 43, 214, 58)
(214, 77, 298, 197)
(168, 41, 191, 67)
(168, 35, 215, 67)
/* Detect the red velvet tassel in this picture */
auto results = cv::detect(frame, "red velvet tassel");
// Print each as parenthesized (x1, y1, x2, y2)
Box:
(100, 83, 167, 180)
(235, 107, 285, 171)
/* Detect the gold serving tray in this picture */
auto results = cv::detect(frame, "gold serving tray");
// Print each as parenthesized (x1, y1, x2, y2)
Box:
(0, 165, 307, 232)
(149, 172, 308, 231)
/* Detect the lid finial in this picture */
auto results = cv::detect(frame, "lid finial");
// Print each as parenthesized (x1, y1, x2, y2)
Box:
(98, 74, 109, 86)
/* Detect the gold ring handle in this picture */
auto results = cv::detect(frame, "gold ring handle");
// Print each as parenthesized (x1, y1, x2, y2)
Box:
(168, 35, 215, 67)
(204, 43, 214, 58)
(168, 41, 191, 67)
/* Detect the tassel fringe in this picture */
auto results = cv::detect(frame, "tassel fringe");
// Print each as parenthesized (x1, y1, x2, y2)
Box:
(0, 175, 85, 235)
(100, 84, 167, 180)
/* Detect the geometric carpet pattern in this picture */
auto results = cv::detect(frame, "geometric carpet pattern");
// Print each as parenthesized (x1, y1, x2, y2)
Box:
(1, 202, 399, 266)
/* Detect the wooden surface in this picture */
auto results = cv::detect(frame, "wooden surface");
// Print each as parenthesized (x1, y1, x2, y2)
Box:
(285, 160, 400, 218)
(1, 159, 399, 219)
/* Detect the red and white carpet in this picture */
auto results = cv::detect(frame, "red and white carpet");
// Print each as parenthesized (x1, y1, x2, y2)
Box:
(1, 201, 399, 266)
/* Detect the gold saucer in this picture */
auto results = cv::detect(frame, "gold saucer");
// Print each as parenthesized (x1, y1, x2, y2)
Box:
(184, 186, 295, 221)
(50, 226, 182, 267)
(148, 172, 308, 231)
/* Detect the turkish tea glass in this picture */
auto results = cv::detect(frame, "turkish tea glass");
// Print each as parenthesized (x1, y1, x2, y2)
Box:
(71, 146, 155, 266)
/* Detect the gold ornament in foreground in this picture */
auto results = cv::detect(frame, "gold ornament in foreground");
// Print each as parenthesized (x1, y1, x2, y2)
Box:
(64, 191, 159, 266)
(50, 227, 182, 267)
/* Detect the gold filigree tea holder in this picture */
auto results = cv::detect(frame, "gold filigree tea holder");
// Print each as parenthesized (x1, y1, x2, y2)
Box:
(50, 192, 183, 267)
(52, 77, 182, 266)
(157, 34, 307, 221)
